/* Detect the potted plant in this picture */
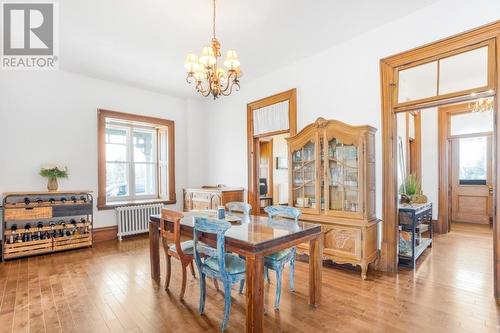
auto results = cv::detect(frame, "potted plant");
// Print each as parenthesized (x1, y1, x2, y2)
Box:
(40, 164, 68, 191)
(399, 173, 427, 204)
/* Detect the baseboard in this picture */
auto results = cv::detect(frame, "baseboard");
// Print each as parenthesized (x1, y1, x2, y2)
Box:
(93, 225, 118, 242)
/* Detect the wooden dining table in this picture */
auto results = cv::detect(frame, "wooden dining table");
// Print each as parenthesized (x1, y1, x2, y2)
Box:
(149, 211, 323, 333)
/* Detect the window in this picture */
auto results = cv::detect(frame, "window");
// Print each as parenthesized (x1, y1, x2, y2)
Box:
(450, 110, 493, 136)
(98, 109, 175, 209)
(459, 136, 487, 185)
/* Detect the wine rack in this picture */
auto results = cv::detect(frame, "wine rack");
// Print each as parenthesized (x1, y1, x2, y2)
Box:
(1, 191, 93, 260)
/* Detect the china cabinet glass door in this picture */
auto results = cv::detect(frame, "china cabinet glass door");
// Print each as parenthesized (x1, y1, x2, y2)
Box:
(291, 136, 320, 214)
(324, 133, 362, 217)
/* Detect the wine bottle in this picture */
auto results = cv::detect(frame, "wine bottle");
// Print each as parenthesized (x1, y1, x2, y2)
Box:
(80, 195, 87, 203)
(60, 197, 67, 204)
(36, 222, 44, 240)
(24, 224, 31, 242)
(36, 197, 43, 204)
(49, 198, 56, 204)
(9, 225, 17, 244)
(50, 222, 56, 238)
(71, 196, 77, 203)
(70, 219, 77, 236)
(60, 221, 66, 237)
(23, 197, 30, 205)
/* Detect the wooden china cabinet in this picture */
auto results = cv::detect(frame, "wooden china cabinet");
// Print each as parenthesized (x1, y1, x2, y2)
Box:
(287, 117, 379, 279)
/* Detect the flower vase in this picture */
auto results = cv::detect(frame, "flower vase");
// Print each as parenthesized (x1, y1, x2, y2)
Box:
(47, 177, 58, 191)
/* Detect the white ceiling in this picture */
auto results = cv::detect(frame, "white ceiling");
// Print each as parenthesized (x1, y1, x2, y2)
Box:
(60, 0, 438, 98)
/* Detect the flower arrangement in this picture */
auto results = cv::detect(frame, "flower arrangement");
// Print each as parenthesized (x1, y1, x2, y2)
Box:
(40, 164, 69, 179)
(40, 164, 68, 191)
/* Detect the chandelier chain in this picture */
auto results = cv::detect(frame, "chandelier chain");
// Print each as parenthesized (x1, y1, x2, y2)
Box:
(212, 0, 216, 39)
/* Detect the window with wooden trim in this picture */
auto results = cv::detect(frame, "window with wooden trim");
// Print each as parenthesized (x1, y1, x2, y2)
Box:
(97, 109, 175, 209)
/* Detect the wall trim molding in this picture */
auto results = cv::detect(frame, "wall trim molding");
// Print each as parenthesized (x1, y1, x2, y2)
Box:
(93, 225, 118, 242)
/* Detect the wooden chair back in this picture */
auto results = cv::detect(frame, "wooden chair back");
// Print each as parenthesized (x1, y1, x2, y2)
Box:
(225, 202, 252, 215)
(264, 205, 301, 222)
(161, 209, 188, 258)
(193, 217, 232, 276)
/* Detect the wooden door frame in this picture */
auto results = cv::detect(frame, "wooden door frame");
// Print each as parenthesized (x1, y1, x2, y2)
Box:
(436, 103, 494, 233)
(380, 21, 500, 299)
(438, 103, 494, 233)
(406, 111, 422, 181)
(247, 89, 297, 213)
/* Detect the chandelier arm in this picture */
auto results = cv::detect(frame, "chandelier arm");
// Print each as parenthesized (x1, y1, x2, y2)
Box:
(221, 79, 240, 96)
(220, 70, 236, 93)
(186, 75, 196, 84)
(197, 75, 213, 97)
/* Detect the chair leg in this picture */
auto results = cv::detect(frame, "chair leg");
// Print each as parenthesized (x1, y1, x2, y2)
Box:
(274, 268, 283, 310)
(221, 282, 232, 331)
(239, 279, 245, 294)
(199, 273, 206, 314)
(265, 267, 270, 283)
(213, 278, 220, 291)
(165, 254, 172, 291)
(289, 256, 295, 292)
(189, 261, 196, 278)
(180, 265, 187, 300)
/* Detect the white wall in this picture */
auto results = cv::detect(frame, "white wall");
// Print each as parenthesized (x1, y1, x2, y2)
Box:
(201, 0, 500, 219)
(0, 70, 203, 228)
(421, 108, 439, 219)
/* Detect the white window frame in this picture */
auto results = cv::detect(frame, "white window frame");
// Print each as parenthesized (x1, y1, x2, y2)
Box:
(105, 121, 159, 202)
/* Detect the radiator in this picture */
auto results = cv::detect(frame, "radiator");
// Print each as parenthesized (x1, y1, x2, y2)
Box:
(116, 203, 164, 240)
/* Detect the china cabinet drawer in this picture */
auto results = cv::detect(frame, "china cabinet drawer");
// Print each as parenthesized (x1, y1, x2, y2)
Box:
(323, 225, 362, 260)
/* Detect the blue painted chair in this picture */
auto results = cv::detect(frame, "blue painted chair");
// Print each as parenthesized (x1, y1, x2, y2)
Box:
(193, 217, 246, 331)
(225, 202, 252, 215)
(263, 205, 301, 310)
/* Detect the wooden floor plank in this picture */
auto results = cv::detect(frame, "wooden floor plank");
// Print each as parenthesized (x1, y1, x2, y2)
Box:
(0, 222, 497, 332)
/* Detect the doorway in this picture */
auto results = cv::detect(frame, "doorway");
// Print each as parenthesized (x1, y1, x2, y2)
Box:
(247, 89, 297, 214)
(257, 134, 290, 213)
(380, 21, 500, 297)
(450, 136, 493, 224)
(440, 103, 494, 227)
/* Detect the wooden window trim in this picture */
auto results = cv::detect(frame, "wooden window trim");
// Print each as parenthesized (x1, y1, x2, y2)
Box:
(97, 109, 176, 210)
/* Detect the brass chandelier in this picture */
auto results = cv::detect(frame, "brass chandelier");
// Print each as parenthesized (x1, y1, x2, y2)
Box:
(184, 0, 242, 99)
(470, 97, 494, 113)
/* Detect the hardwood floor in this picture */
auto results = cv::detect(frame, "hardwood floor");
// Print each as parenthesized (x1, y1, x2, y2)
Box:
(0, 224, 498, 333)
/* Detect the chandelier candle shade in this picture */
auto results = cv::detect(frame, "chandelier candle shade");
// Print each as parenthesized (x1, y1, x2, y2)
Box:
(184, 0, 242, 99)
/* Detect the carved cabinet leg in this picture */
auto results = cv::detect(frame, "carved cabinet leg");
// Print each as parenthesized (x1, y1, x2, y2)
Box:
(360, 263, 368, 280)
